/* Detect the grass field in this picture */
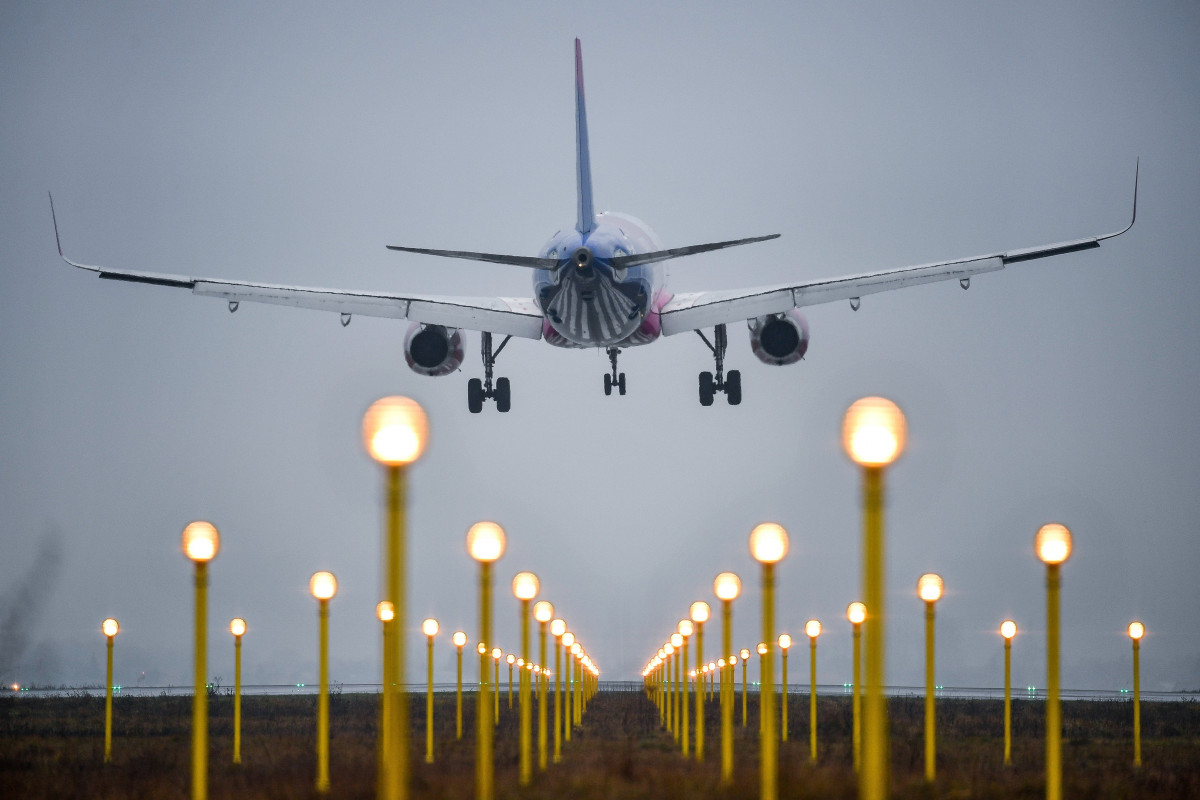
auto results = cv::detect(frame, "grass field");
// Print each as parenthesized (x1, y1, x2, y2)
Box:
(2, 688, 1197, 798)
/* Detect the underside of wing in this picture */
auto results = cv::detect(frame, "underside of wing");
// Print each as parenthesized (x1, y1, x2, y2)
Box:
(661, 254, 1005, 335)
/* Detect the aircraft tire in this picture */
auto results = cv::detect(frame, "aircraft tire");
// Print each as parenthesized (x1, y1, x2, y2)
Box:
(496, 376, 511, 412)
(699, 371, 715, 406)
(726, 370, 742, 405)
(468, 378, 485, 414)
(495, 377, 511, 413)
(604, 374, 613, 396)
(617, 373, 626, 395)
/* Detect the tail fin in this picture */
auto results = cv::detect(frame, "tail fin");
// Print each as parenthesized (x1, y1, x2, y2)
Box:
(574, 39, 596, 235)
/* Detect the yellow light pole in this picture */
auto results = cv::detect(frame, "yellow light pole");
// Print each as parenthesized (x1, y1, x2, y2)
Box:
(1000, 620, 1017, 766)
(102, 618, 119, 764)
(750, 522, 788, 800)
(550, 619, 566, 762)
(512, 571, 540, 786)
(467, 520, 505, 800)
(477, 642, 488, 729)
(778, 634, 792, 743)
(183, 520, 219, 800)
(847, 603, 866, 773)
(491, 648, 502, 725)
(451, 631, 467, 740)
(229, 618, 246, 765)
(712, 572, 738, 780)
(691, 597, 714, 766)
(562, 633, 576, 742)
(669, 635, 684, 742)
(534, 601, 554, 770)
(376, 600, 395, 779)
(843, 396, 906, 800)
(1036, 522, 1073, 800)
(310, 571, 338, 794)
(756, 643, 767, 738)
(678, 619, 694, 757)
(363, 396, 428, 800)
(805, 620, 821, 764)
(570, 641, 583, 727)
(917, 573, 943, 782)
(1128, 621, 1145, 768)
(420, 618, 439, 764)
(740, 648, 751, 727)
(507, 654, 516, 710)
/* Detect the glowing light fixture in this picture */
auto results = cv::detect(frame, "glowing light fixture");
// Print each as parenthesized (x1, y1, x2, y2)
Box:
(362, 396, 428, 466)
(842, 396, 906, 466)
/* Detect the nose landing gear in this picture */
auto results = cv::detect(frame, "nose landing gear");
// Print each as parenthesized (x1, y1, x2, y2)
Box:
(695, 324, 741, 406)
(468, 332, 512, 413)
(604, 347, 626, 396)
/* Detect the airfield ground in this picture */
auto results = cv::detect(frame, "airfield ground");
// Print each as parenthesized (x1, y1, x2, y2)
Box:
(2, 689, 1197, 798)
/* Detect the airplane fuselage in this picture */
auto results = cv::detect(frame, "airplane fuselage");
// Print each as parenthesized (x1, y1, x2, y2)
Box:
(533, 211, 667, 348)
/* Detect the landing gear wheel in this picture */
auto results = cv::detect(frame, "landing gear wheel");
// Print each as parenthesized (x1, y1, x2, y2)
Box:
(495, 377, 511, 413)
(467, 378, 485, 414)
(603, 347, 627, 398)
(471, 332, 514, 413)
(695, 325, 743, 407)
(699, 371, 716, 406)
(726, 369, 742, 406)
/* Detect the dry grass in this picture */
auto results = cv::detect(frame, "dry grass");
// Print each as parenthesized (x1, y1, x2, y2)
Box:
(1, 689, 1197, 798)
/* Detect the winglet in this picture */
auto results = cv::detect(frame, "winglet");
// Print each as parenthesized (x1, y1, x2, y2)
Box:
(48, 192, 97, 272)
(49, 192, 65, 259)
(574, 38, 596, 235)
(1098, 157, 1139, 242)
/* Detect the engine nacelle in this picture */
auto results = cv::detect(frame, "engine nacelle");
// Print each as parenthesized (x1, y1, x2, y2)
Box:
(748, 309, 809, 366)
(404, 323, 465, 377)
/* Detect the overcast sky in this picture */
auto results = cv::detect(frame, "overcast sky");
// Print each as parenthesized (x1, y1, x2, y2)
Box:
(2, 2, 1198, 694)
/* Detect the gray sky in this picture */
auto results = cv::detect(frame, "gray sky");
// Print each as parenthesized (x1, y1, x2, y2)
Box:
(2, 2, 1198, 693)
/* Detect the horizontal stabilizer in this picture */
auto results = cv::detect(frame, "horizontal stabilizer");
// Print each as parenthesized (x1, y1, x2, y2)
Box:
(386, 245, 558, 270)
(610, 233, 780, 269)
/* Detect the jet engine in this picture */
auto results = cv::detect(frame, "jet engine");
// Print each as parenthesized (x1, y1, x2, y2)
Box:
(748, 309, 809, 366)
(404, 323, 465, 377)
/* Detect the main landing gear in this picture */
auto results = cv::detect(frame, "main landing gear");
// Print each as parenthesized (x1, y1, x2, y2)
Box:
(603, 347, 627, 396)
(695, 324, 741, 406)
(468, 332, 512, 413)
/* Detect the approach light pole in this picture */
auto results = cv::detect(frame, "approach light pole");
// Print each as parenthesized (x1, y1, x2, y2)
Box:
(1000, 619, 1017, 766)
(452, 631, 467, 739)
(229, 618, 246, 765)
(847, 602, 866, 772)
(750, 522, 788, 800)
(467, 520, 505, 800)
(183, 520, 219, 800)
(310, 571, 338, 794)
(805, 619, 822, 764)
(421, 618, 439, 764)
(842, 397, 905, 800)
(512, 571, 540, 786)
(691, 597, 713, 766)
(917, 574, 943, 782)
(1036, 522, 1073, 800)
(534, 600, 554, 770)
(102, 618, 119, 764)
(1128, 621, 1145, 767)
(363, 395, 428, 800)
(550, 618, 566, 762)
(713, 572, 740, 781)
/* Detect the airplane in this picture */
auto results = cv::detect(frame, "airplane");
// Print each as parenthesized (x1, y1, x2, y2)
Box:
(52, 39, 1137, 413)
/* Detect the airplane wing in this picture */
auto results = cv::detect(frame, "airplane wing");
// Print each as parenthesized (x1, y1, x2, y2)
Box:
(661, 166, 1138, 336)
(50, 197, 544, 339)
